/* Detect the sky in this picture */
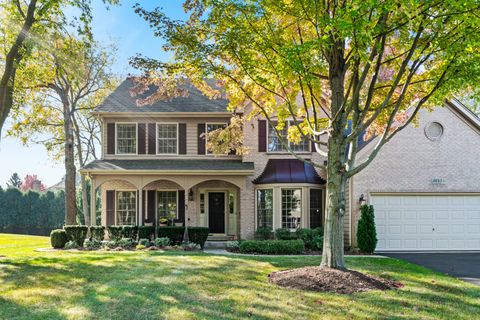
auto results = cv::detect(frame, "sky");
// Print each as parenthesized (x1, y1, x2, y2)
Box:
(0, 1, 186, 188)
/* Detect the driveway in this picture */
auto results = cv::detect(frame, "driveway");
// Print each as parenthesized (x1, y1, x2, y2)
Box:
(381, 252, 480, 286)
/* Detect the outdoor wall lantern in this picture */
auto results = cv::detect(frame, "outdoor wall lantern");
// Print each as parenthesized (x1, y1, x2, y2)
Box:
(359, 194, 366, 206)
(188, 189, 194, 201)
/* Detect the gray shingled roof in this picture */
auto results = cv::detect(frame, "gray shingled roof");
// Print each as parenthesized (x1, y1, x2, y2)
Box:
(95, 78, 229, 113)
(81, 159, 254, 172)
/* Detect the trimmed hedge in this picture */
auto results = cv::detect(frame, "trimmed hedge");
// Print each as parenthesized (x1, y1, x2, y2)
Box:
(138, 226, 155, 240)
(64, 225, 88, 246)
(89, 226, 105, 241)
(50, 229, 68, 249)
(107, 225, 138, 241)
(275, 228, 296, 240)
(254, 227, 273, 240)
(122, 225, 138, 239)
(295, 228, 323, 250)
(157, 226, 209, 248)
(107, 226, 123, 241)
(239, 239, 305, 255)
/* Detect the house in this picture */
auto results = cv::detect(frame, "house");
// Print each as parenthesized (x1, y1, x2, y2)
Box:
(80, 79, 480, 251)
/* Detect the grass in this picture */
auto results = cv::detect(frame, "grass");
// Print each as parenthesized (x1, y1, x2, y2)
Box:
(0, 234, 479, 320)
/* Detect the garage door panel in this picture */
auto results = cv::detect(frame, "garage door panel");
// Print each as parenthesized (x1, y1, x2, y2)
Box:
(372, 194, 480, 251)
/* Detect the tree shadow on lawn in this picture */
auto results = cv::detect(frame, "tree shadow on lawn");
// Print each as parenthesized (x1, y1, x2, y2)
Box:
(1, 252, 479, 319)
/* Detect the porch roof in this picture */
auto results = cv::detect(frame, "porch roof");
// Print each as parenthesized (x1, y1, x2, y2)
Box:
(80, 159, 254, 174)
(253, 159, 325, 185)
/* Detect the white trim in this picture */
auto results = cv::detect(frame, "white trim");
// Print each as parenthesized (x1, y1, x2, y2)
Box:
(254, 187, 274, 231)
(156, 122, 179, 155)
(115, 122, 138, 155)
(115, 189, 137, 225)
(205, 122, 228, 155)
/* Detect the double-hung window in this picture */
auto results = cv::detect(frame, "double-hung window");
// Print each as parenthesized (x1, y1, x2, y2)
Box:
(206, 123, 227, 154)
(267, 121, 309, 152)
(116, 123, 137, 154)
(157, 123, 178, 154)
(116, 191, 137, 225)
(157, 191, 178, 219)
(256, 189, 273, 230)
(281, 188, 302, 230)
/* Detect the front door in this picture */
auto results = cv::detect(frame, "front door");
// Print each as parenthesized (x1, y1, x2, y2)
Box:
(208, 192, 225, 233)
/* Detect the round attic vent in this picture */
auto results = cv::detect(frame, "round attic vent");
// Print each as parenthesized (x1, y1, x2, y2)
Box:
(424, 122, 444, 141)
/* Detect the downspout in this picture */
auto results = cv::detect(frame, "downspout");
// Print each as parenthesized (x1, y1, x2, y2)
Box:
(349, 176, 353, 248)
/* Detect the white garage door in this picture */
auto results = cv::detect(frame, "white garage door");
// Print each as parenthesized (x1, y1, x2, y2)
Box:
(371, 194, 480, 251)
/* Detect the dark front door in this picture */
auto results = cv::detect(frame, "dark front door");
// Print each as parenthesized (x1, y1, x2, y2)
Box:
(208, 192, 225, 233)
(310, 189, 323, 228)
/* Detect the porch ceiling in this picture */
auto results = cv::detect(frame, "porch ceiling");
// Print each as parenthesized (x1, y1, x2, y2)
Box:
(80, 159, 254, 175)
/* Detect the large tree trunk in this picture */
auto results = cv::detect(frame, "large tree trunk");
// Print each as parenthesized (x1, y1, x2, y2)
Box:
(63, 105, 77, 225)
(80, 175, 90, 226)
(0, 0, 37, 136)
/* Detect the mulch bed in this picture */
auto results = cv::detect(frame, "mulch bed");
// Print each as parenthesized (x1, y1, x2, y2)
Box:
(269, 266, 402, 294)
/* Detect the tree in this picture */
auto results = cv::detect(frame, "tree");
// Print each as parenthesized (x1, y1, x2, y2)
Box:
(0, 0, 118, 137)
(7, 34, 116, 225)
(6, 173, 22, 188)
(133, 0, 480, 269)
(356, 205, 377, 253)
(21, 174, 45, 192)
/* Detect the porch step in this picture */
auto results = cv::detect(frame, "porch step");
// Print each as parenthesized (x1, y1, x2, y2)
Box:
(207, 235, 234, 241)
(204, 241, 229, 249)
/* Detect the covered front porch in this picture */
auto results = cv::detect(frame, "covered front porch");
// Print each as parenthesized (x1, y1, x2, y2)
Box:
(80, 159, 254, 238)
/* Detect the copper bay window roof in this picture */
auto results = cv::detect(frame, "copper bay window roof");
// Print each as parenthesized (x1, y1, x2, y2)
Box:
(253, 159, 325, 184)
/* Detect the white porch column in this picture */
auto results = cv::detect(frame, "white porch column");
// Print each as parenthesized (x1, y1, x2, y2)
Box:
(138, 189, 143, 226)
(90, 176, 96, 226)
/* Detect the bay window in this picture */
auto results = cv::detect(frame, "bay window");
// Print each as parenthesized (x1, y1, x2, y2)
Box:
(268, 121, 309, 152)
(256, 189, 273, 229)
(116, 191, 137, 225)
(116, 123, 137, 154)
(281, 189, 302, 230)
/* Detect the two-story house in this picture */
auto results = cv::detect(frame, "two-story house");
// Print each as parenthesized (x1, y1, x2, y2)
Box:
(81, 78, 480, 251)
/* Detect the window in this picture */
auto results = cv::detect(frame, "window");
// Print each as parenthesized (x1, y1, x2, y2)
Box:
(157, 123, 178, 154)
(116, 191, 136, 225)
(282, 189, 302, 230)
(229, 192, 235, 214)
(268, 121, 309, 152)
(425, 122, 444, 141)
(116, 123, 137, 154)
(256, 189, 273, 229)
(200, 193, 205, 214)
(157, 191, 177, 219)
(206, 123, 227, 154)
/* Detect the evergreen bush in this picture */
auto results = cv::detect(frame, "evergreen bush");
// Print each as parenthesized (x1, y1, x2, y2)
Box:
(50, 229, 68, 249)
(239, 239, 304, 255)
(89, 226, 105, 241)
(254, 227, 273, 240)
(357, 204, 378, 253)
(64, 225, 88, 247)
(107, 226, 123, 241)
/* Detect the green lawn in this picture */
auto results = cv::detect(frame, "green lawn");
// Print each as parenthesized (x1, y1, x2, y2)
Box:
(0, 234, 479, 320)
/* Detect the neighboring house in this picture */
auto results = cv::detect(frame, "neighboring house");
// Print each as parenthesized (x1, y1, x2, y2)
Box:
(80, 78, 480, 251)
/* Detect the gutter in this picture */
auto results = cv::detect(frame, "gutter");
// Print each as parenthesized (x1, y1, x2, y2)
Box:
(79, 169, 255, 176)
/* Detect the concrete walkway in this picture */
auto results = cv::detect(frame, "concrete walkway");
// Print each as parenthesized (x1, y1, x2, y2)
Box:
(203, 249, 387, 258)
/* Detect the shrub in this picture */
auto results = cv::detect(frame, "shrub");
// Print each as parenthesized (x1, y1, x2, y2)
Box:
(138, 226, 155, 240)
(84, 239, 102, 250)
(254, 227, 273, 240)
(89, 226, 105, 241)
(103, 240, 118, 249)
(275, 228, 295, 240)
(64, 225, 88, 247)
(64, 240, 79, 250)
(50, 229, 68, 249)
(107, 226, 123, 241)
(136, 244, 146, 250)
(357, 204, 377, 253)
(122, 225, 138, 239)
(183, 242, 201, 251)
(154, 237, 171, 248)
(239, 239, 304, 255)
(158, 226, 184, 244)
(312, 235, 324, 251)
(296, 228, 323, 249)
(118, 238, 135, 249)
(188, 227, 209, 249)
(138, 238, 151, 247)
(226, 240, 240, 252)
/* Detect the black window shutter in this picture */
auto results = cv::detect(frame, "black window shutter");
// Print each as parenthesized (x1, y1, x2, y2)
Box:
(178, 190, 185, 225)
(148, 123, 156, 154)
(106, 190, 115, 226)
(179, 123, 187, 154)
(311, 136, 316, 152)
(107, 123, 115, 154)
(197, 123, 206, 155)
(138, 123, 146, 154)
(141, 190, 146, 224)
(147, 190, 156, 223)
(258, 120, 267, 152)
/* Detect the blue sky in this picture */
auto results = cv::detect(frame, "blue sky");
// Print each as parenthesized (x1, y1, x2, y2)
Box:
(0, 1, 185, 188)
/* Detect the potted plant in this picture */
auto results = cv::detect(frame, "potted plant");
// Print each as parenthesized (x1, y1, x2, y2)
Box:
(159, 218, 168, 226)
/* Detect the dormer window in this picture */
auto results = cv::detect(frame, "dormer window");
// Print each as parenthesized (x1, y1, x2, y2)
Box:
(157, 123, 178, 154)
(116, 123, 137, 154)
(268, 121, 309, 152)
